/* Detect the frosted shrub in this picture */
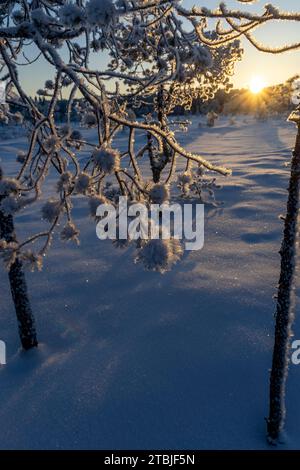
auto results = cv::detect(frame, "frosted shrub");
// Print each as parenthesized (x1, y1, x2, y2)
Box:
(178, 171, 192, 195)
(12, 10, 24, 24)
(136, 238, 183, 273)
(61, 221, 80, 244)
(86, 0, 116, 27)
(45, 80, 54, 90)
(149, 184, 170, 204)
(41, 199, 62, 223)
(31, 8, 52, 26)
(43, 135, 61, 153)
(56, 172, 73, 193)
(92, 146, 120, 174)
(189, 45, 212, 69)
(74, 173, 91, 194)
(0, 178, 20, 195)
(59, 3, 85, 27)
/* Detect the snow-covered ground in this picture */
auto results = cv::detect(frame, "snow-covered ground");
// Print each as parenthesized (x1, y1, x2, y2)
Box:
(0, 116, 299, 449)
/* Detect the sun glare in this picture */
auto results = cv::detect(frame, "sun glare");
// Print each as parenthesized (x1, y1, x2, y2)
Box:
(249, 76, 266, 94)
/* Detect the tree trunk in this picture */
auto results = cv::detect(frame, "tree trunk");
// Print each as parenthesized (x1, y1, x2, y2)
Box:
(157, 86, 174, 171)
(147, 131, 161, 183)
(148, 86, 174, 183)
(0, 197, 38, 350)
(267, 123, 300, 443)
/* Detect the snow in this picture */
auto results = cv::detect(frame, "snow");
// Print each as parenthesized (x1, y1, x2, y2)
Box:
(0, 116, 300, 449)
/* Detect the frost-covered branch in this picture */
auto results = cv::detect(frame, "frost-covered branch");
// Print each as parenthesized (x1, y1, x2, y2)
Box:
(178, 2, 300, 54)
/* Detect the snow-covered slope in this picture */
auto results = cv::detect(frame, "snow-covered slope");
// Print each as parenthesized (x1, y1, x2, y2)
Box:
(0, 116, 299, 449)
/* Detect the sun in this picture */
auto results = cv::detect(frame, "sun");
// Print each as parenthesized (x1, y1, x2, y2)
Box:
(249, 76, 266, 94)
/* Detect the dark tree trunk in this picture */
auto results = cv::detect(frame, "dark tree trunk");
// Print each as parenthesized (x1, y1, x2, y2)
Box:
(267, 123, 300, 443)
(148, 86, 174, 183)
(8, 257, 38, 350)
(157, 86, 174, 176)
(0, 196, 38, 350)
(147, 131, 161, 183)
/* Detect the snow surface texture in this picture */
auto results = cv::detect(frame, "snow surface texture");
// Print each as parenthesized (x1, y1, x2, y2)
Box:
(0, 116, 300, 449)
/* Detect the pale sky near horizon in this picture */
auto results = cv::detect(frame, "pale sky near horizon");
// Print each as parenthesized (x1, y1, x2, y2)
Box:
(18, 0, 300, 95)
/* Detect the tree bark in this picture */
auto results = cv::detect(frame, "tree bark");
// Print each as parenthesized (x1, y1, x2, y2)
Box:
(148, 86, 174, 183)
(157, 86, 174, 175)
(267, 123, 300, 443)
(147, 131, 161, 183)
(0, 196, 38, 350)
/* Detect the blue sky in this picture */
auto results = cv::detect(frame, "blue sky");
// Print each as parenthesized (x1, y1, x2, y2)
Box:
(18, 0, 300, 94)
